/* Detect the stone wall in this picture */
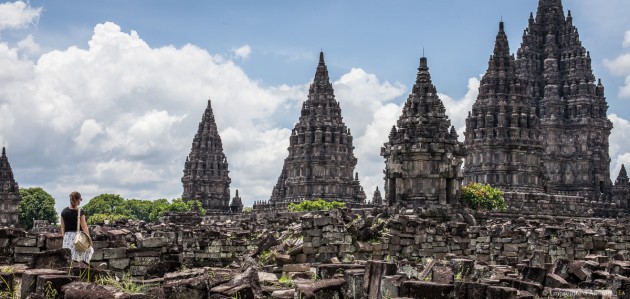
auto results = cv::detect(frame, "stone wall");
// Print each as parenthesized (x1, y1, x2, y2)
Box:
(1, 208, 630, 280)
(500, 192, 623, 217)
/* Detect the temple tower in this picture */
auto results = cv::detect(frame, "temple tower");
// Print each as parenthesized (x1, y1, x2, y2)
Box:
(463, 22, 545, 193)
(381, 57, 465, 207)
(515, 0, 612, 198)
(372, 187, 383, 206)
(613, 165, 630, 210)
(0, 147, 20, 225)
(182, 100, 231, 212)
(267, 52, 366, 209)
(230, 189, 244, 213)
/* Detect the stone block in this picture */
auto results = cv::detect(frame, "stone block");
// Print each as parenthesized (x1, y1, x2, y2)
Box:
(131, 256, 160, 266)
(109, 258, 130, 270)
(20, 269, 66, 299)
(14, 246, 40, 254)
(102, 247, 126, 259)
(282, 263, 310, 273)
(401, 281, 454, 299)
(140, 237, 165, 248)
(14, 237, 37, 247)
(45, 235, 63, 250)
(36, 274, 79, 297)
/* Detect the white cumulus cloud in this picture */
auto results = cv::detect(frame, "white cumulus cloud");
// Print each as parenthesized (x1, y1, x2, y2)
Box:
(609, 114, 630, 180)
(233, 44, 251, 60)
(0, 1, 41, 31)
(604, 29, 630, 98)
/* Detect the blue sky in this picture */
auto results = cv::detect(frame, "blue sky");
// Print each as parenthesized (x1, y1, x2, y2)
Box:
(0, 0, 629, 213)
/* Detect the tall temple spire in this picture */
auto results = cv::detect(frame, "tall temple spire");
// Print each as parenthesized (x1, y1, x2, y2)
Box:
(0, 146, 21, 225)
(616, 165, 629, 186)
(182, 99, 231, 212)
(382, 57, 465, 207)
(464, 21, 545, 192)
(310, 51, 334, 95)
(512, 0, 612, 198)
(265, 52, 366, 210)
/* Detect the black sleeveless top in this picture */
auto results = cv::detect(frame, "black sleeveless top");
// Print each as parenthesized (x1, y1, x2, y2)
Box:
(61, 207, 80, 233)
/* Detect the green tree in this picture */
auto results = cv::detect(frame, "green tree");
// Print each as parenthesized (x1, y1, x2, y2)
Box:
(83, 194, 127, 217)
(83, 194, 205, 224)
(461, 183, 507, 211)
(18, 187, 58, 229)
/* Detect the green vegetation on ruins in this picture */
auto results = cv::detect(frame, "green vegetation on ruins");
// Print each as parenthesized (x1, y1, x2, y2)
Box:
(287, 198, 346, 212)
(18, 187, 58, 229)
(461, 183, 507, 212)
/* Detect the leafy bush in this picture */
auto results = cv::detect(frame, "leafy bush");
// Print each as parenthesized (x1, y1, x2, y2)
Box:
(287, 198, 346, 212)
(461, 183, 507, 211)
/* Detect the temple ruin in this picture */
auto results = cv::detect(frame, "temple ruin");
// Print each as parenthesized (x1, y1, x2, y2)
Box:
(0, 147, 20, 225)
(255, 52, 366, 212)
(381, 57, 465, 208)
(181, 100, 232, 212)
(462, 0, 614, 207)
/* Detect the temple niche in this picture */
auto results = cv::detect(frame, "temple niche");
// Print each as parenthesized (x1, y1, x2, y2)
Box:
(256, 52, 366, 212)
(0, 147, 20, 226)
(381, 57, 465, 208)
(181, 100, 232, 212)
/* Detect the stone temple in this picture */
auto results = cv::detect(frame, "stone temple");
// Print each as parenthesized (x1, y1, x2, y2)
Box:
(255, 52, 366, 211)
(463, 21, 545, 193)
(182, 100, 232, 212)
(613, 165, 630, 209)
(381, 57, 465, 208)
(464, 0, 613, 200)
(0, 147, 20, 225)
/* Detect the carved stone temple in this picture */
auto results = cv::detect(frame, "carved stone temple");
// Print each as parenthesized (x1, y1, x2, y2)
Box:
(381, 57, 465, 208)
(182, 100, 232, 212)
(463, 22, 545, 193)
(0, 147, 20, 225)
(255, 52, 366, 211)
(613, 165, 630, 210)
(464, 0, 613, 200)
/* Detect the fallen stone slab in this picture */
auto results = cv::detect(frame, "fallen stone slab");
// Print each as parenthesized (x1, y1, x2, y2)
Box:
(400, 281, 454, 299)
(164, 275, 209, 299)
(454, 282, 488, 299)
(295, 278, 346, 299)
(485, 285, 518, 299)
(35, 274, 79, 298)
(60, 281, 116, 299)
(20, 269, 66, 299)
(317, 263, 364, 279)
(520, 266, 546, 284)
(544, 273, 571, 289)
(31, 248, 71, 270)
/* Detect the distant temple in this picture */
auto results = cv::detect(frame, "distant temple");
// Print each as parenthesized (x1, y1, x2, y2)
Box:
(613, 165, 630, 209)
(182, 100, 232, 212)
(381, 57, 465, 208)
(0, 147, 21, 225)
(464, 0, 612, 200)
(255, 52, 366, 211)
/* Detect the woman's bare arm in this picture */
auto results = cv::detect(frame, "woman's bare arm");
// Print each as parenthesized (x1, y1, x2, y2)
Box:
(60, 216, 65, 236)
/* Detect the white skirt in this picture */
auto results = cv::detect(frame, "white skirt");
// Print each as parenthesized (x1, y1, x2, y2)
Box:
(63, 231, 94, 263)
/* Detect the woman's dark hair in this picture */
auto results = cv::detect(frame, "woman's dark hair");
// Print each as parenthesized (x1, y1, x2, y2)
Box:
(69, 191, 82, 208)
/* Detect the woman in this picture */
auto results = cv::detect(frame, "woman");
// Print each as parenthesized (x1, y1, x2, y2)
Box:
(60, 191, 93, 263)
